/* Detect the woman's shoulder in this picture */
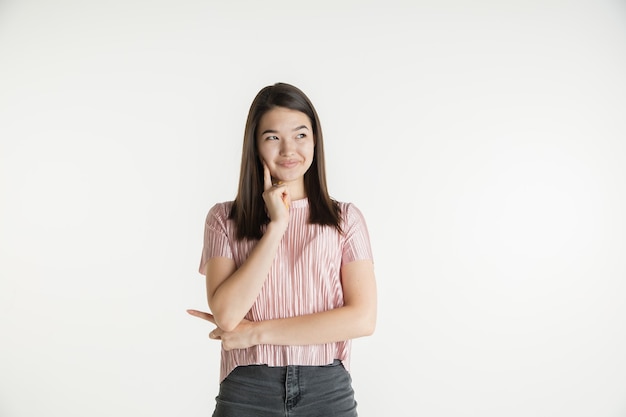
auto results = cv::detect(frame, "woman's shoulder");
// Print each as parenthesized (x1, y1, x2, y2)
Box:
(210, 200, 235, 210)
(335, 200, 368, 222)
(206, 200, 234, 220)
(335, 199, 363, 213)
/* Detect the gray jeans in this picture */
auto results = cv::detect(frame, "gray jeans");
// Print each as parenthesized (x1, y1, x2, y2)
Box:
(212, 359, 358, 417)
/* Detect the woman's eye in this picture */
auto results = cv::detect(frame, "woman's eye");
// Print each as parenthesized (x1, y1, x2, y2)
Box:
(296, 133, 306, 139)
(266, 135, 279, 141)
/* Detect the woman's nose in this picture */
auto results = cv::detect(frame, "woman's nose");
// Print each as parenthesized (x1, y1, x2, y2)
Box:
(280, 138, 295, 155)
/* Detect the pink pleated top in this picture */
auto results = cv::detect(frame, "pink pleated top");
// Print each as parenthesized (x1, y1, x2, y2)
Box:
(199, 198, 373, 382)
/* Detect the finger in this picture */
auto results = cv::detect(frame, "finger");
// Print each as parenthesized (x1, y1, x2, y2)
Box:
(281, 189, 290, 209)
(263, 161, 272, 191)
(271, 183, 289, 209)
(186, 309, 216, 324)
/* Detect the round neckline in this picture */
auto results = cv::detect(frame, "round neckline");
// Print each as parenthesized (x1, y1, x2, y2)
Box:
(289, 198, 309, 209)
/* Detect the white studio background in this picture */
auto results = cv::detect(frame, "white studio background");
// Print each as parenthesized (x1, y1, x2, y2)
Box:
(1, 1, 625, 416)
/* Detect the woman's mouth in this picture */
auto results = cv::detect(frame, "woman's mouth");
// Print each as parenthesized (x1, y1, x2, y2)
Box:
(278, 160, 299, 168)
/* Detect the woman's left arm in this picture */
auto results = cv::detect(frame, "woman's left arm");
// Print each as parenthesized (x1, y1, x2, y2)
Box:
(187, 259, 377, 350)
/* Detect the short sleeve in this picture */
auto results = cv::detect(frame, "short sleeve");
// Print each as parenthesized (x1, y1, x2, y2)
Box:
(341, 203, 374, 265)
(198, 203, 234, 275)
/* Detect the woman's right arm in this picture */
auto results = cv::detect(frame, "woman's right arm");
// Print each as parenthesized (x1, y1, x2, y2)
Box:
(206, 162, 290, 332)
(205, 220, 285, 332)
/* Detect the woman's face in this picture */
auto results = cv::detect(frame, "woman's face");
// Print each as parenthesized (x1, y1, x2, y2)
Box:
(256, 106, 315, 187)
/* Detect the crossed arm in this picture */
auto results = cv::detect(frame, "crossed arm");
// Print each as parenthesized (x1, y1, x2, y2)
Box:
(187, 255, 377, 351)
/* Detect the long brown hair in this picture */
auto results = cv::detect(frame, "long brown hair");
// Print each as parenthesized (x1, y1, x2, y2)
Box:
(230, 82, 341, 240)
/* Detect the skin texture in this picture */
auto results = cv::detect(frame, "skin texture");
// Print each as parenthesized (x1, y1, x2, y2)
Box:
(187, 106, 377, 350)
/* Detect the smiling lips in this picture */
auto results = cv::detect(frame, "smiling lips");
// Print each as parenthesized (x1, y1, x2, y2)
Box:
(278, 160, 299, 168)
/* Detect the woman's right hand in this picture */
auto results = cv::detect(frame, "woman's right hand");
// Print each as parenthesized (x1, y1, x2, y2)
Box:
(262, 162, 290, 226)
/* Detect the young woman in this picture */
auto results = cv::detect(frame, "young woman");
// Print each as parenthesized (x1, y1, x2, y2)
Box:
(187, 82, 377, 417)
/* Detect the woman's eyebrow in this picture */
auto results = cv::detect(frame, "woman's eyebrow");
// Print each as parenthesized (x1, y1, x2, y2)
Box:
(260, 129, 278, 135)
(260, 126, 309, 135)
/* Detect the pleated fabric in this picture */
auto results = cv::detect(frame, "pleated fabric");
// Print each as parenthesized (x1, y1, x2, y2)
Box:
(199, 198, 373, 382)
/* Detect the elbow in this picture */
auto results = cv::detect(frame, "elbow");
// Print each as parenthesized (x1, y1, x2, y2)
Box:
(362, 304, 377, 336)
(208, 297, 245, 332)
(354, 309, 376, 337)
(218, 321, 238, 333)
(362, 317, 376, 337)
(208, 305, 241, 333)
(212, 313, 240, 333)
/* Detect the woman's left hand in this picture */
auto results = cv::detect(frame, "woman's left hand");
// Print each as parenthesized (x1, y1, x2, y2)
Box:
(186, 309, 257, 351)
